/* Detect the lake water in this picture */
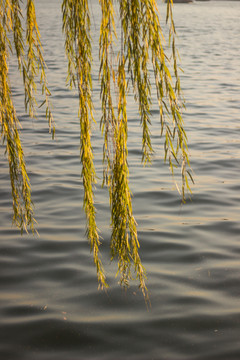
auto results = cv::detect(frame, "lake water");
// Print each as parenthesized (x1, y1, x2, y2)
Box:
(1, 1, 240, 359)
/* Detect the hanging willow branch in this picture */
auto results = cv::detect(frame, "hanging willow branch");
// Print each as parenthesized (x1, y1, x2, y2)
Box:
(0, 8, 35, 233)
(62, 0, 107, 289)
(99, 0, 116, 185)
(1, 0, 193, 302)
(0, 0, 53, 233)
(110, 54, 148, 299)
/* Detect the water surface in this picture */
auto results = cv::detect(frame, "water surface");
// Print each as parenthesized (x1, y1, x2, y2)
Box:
(1, 1, 240, 359)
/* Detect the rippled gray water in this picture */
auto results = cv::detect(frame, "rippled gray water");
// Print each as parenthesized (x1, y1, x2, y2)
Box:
(1, 1, 240, 359)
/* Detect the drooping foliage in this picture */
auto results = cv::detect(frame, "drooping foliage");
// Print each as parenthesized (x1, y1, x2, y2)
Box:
(0, 0, 193, 302)
(0, 0, 54, 234)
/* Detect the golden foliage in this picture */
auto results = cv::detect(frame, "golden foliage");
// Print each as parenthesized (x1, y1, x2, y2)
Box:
(1, 0, 193, 302)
